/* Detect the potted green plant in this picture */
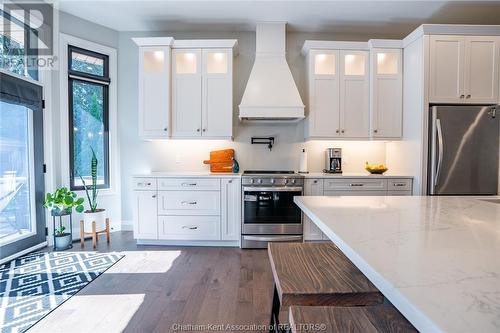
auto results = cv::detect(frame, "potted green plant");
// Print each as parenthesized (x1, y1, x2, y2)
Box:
(43, 187, 84, 249)
(80, 148, 106, 230)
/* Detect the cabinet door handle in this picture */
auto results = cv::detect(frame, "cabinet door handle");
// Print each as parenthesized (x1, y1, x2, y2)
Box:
(152, 194, 157, 198)
(313, 180, 318, 184)
(393, 183, 406, 187)
(228, 180, 232, 183)
(163, 127, 168, 131)
(349, 183, 364, 187)
(373, 129, 378, 133)
(197, 128, 201, 132)
(466, 94, 471, 99)
(182, 226, 198, 230)
(181, 201, 197, 205)
(202, 128, 206, 132)
(341, 129, 345, 133)
(336, 129, 339, 133)
(182, 182, 197, 187)
(460, 94, 465, 99)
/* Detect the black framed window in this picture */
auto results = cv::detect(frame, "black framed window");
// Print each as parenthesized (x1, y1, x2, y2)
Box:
(68, 45, 110, 190)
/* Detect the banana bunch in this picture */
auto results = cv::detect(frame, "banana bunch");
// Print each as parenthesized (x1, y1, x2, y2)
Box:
(365, 161, 388, 174)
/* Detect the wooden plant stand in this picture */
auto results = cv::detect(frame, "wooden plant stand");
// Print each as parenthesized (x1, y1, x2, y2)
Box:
(80, 218, 110, 249)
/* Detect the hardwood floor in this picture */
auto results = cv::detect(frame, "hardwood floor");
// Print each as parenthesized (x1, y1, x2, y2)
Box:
(32, 231, 274, 333)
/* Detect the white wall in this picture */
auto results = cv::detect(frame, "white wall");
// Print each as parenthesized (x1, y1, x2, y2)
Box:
(48, 11, 122, 237)
(118, 30, 388, 222)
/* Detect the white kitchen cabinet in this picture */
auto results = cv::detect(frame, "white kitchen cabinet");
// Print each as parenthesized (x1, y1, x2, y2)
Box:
(133, 176, 240, 246)
(172, 49, 203, 137)
(172, 47, 234, 138)
(202, 49, 233, 137)
(340, 50, 370, 138)
(132, 190, 158, 239)
(137, 46, 171, 139)
(464, 36, 500, 103)
(304, 47, 369, 139)
(429, 35, 499, 103)
(370, 48, 403, 138)
(303, 179, 325, 241)
(306, 50, 341, 138)
(221, 178, 241, 241)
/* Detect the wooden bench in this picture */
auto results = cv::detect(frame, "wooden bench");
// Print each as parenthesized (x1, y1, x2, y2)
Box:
(289, 305, 417, 333)
(268, 243, 383, 332)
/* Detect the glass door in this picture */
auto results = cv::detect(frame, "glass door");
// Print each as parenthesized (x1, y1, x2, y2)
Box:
(0, 72, 45, 261)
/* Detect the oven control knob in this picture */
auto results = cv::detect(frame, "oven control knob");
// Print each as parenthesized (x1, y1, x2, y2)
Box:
(258, 179, 262, 184)
(291, 179, 296, 184)
(250, 179, 254, 184)
(284, 179, 288, 184)
(271, 179, 275, 184)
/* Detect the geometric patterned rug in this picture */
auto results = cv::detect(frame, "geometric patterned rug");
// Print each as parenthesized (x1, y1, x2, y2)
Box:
(0, 251, 123, 333)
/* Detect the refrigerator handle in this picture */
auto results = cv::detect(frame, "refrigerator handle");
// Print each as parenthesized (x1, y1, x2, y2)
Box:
(435, 118, 444, 188)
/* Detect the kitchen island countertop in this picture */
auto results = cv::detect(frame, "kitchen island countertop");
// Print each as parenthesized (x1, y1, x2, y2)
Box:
(294, 195, 500, 333)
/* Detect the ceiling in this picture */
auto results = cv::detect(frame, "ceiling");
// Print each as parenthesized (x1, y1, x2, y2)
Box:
(57, 1, 500, 37)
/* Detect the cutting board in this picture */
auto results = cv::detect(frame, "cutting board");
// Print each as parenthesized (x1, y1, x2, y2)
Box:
(203, 149, 235, 173)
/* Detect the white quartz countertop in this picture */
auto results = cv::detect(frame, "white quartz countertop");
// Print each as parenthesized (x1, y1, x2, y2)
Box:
(133, 172, 412, 179)
(294, 195, 500, 333)
(303, 172, 413, 179)
(133, 171, 242, 178)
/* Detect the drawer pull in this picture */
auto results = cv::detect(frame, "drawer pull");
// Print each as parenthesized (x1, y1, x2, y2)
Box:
(182, 225, 198, 230)
(349, 183, 364, 187)
(182, 182, 197, 187)
(147, 182, 151, 186)
(181, 201, 197, 205)
(393, 183, 406, 187)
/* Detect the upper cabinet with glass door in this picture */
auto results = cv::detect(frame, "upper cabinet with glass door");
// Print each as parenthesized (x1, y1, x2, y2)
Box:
(370, 48, 403, 138)
(133, 38, 237, 140)
(429, 35, 500, 104)
(172, 40, 237, 139)
(303, 42, 370, 139)
(133, 37, 174, 140)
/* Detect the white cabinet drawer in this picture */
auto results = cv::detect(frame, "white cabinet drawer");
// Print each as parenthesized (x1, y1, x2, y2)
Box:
(158, 178, 220, 191)
(388, 179, 412, 191)
(324, 190, 387, 196)
(133, 177, 157, 190)
(158, 191, 220, 215)
(159, 216, 221, 240)
(323, 178, 387, 191)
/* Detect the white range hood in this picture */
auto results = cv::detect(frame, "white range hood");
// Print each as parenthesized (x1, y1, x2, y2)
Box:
(239, 22, 305, 122)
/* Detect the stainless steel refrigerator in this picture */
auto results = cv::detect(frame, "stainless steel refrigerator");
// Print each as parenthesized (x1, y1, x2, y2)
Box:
(428, 105, 499, 195)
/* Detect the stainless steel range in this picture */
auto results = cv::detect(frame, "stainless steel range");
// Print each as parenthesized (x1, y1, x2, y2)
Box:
(241, 171, 304, 248)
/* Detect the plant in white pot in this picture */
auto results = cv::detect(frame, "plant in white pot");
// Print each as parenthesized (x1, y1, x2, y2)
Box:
(80, 148, 106, 231)
(43, 187, 85, 250)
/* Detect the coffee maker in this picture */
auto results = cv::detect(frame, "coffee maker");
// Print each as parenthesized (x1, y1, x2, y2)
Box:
(324, 148, 342, 174)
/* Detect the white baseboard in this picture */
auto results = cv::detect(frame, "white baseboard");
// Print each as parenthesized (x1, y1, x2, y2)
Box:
(121, 220, 134, 231)
(0, 241, 48, 265)
(136, 239, 239, 247)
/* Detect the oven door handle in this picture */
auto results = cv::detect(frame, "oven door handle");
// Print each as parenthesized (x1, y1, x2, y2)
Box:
(242, 235, 303, 242)
(243, 186, 303, 192)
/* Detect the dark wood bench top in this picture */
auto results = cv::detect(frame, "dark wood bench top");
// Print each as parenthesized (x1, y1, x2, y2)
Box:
(268, 243, 383, 306)
(289, 306, 417, 333)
